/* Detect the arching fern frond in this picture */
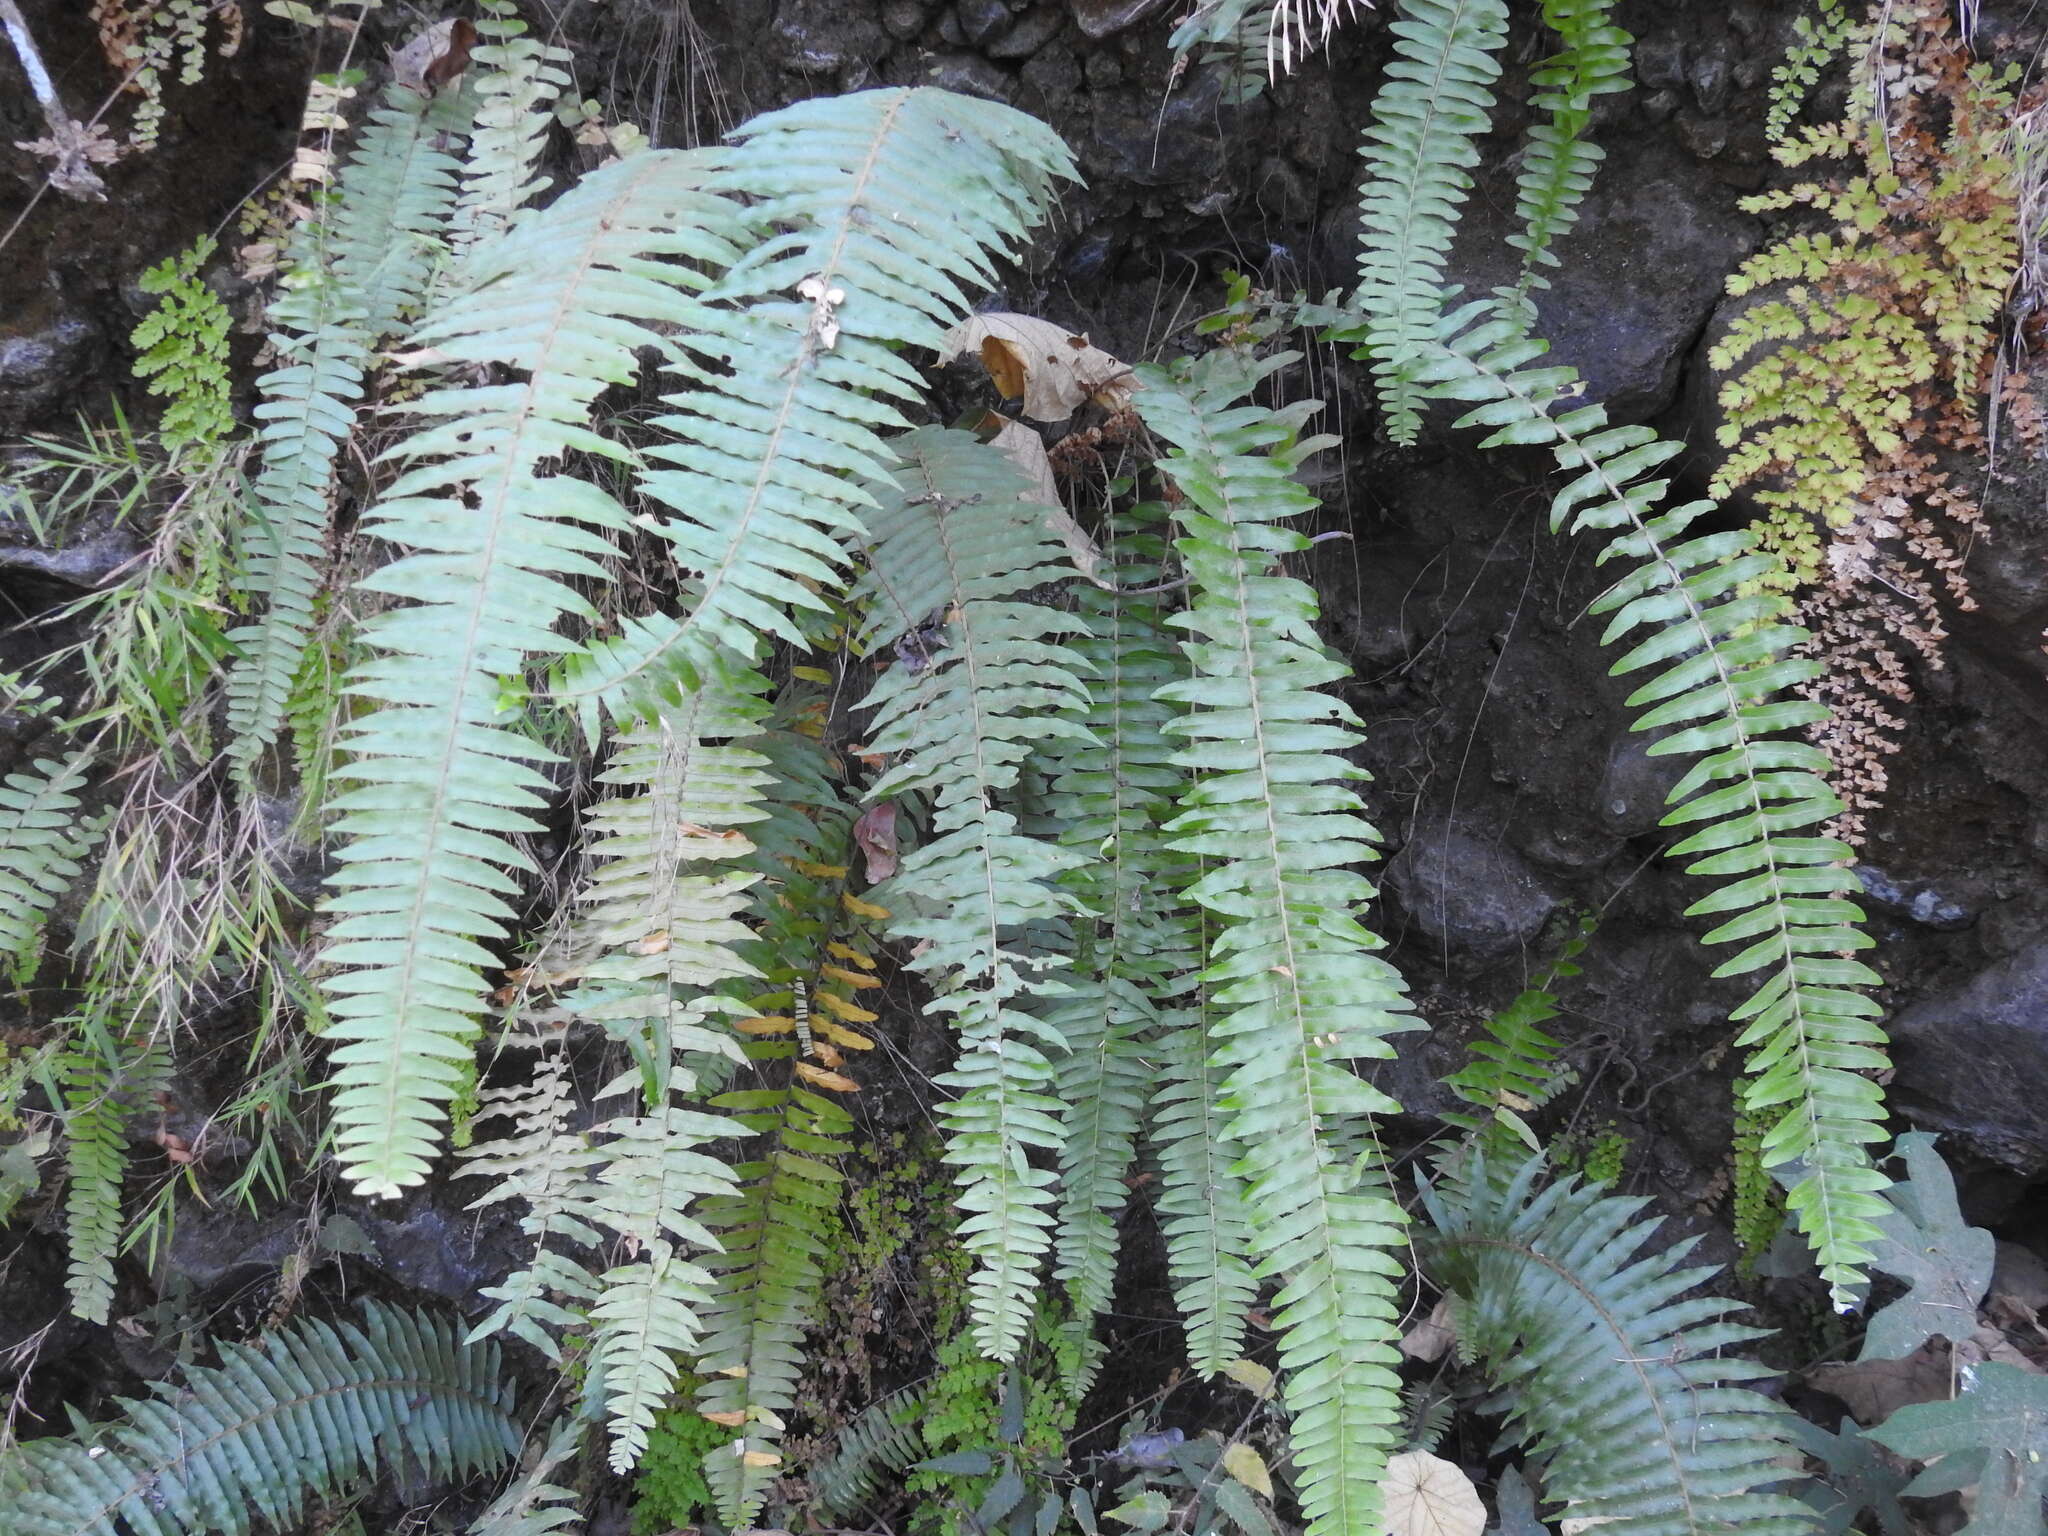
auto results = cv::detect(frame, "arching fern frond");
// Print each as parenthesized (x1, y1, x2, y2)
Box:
(810, 1385, 931, 1523)
(1415, 310, 1888, 1305)
(854, 426, 1094, 1362)
(469, 1420, 585, 1536)
(1501, 0, 1633, 321)
(0, 752, 98, 978)
(320, 147, 745, 1197)
(1141, 348, 1422, 1536)
(556, 88, 1075, 726)
(442, 0, 569, 273)
(1046, 524, 1199, 1388)
(8, 1302, 516, 1536)
(1419, 1152, 1814, 1535)
(1349, 0, 1509, 442)
(225, 83, 470, 777)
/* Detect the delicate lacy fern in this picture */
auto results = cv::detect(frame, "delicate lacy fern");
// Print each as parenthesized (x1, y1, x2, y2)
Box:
(225, 84, 470, 777)
(1420, 1153, 1814, 1535)
(319, 147, 745, 1196)
(443, 0, 570, 272)
(8, 1302, 516, 1536)
(1046, 528, 1198, 1387)
(1501, 0, 1632, 321)
(1349, 0, 1509, 442)
(557, 89, 1074, 725)
(854, 427, 1094, 1362)
(0, 752, 98, 980)
(1415, 306, 1888, 1304)
(130, 234, 234, 459)
(1142, 348, 1423, 1536)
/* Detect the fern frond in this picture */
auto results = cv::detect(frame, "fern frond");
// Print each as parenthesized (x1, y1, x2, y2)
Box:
(319, 147, 747, 1197)
(0, 752, 98, 979)
(1141, 348, 1422, 1536)
(1501, 0, 1632, 320)
(556, 87, 1074, 726)
(469, 1421, 585, 1536)
(854, 427, 1094, 1362)
(225, 84, 470, 775)
(1420, 1152, 1814, 1535)
(443, 0, 569, 272)
(1442, 912, 1594, 1144)
(1149, 997, 1258, 1373)
(9, 1303, 516, 1536)
(1045, 536, 1198, 1387)
(694, 727, 871, 1527)
(810, 1385, 931, 1522)
(1348, 0, 1509, 442)
(1416, 309, 1888, 1304)
(58, 1027, 169, 1324)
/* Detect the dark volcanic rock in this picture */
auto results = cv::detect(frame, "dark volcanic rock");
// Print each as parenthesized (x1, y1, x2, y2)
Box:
(1386, 823, 1559, 958)
(1889, 943, 2048, 1176)
(1068, 0, 1174, 39)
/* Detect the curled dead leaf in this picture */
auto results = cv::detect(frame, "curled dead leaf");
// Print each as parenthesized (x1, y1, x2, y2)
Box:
(794, 1061, 860, 1093)
(1381, 1451, 1485, 1536)
(940, 313, 1140, 422)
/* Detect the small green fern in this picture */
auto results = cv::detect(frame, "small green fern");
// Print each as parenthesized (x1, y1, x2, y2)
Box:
(0, 753, 99, 981)
(130, 235, 234, 459)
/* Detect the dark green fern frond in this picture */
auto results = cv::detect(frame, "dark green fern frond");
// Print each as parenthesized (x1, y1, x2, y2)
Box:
(557, 88, 1075, 726)
(1349, 0, 1510, 442)
(1415, 309, 1888, 1305)
(1501, 0, 1633, 320)
(1045, 527, 1199, 1387)
(1141, 348, 1423, 1536)
(1442, 912, 1595, 1147)
(0, 752, 98, 980)
(1420, 1152, 1814, 1535)
(854, 426, 1095, 1362)
(8, 1302, 516, 1536)
(1149, 991, 1258, 1374)
(58, 1025, 168, 1324)
(319, 147, 746, 1197)
(810, 1385, 931, 1523)
(225, 84, 470, 776)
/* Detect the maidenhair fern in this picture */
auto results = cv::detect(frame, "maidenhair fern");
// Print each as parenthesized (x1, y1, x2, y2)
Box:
(1420, 1152, 1814, 1535)
(854, 426, 1095, 1363)
(1410, 308, 1889, 1304)
(1349, 0, 1509, 442)
(7, 1303, 516, 1536)
(1143, 348, 1423, 1535)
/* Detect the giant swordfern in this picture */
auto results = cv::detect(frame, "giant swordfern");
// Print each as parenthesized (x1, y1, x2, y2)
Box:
(854, 427, 1096, 1362)
(1141, 348, 1423, 1536)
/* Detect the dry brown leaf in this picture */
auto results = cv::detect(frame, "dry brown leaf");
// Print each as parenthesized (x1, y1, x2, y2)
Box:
(1381, 1451, 1485, 1536)
(1219, 1358, 1275, 1398)
(1808, 1338, 1954, 1425)
(980, 413, 1111, 588)
(1400, 1297, 1457, 1364)
(702, 1410, 748, 1427)
(940, 313, 1140, 422)
(793, 1061, 860, 1093)
(853, 801, 899, 883)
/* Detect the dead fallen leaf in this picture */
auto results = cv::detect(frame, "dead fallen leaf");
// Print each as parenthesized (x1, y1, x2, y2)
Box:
(702, 1410, 747, 1427)
(853, 801, 898, 883)
(1808, 1338, 1954, 1425)
(980, 412, 1110, 588)
(940, 313, 1141, 422)
(1400, 1297, 1457, 1364)
(1381, 1451, 1485, 1536)
(1219, 1442, 1273, 1499)
(389, 18, 476, 96)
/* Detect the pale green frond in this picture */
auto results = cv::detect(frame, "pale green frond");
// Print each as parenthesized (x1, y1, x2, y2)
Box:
(225, 84, 470, 774)
(0, 752, 99, 977)
(443, 0, 570, 272)
(8, 1303, 516, 1536)
(1140, 348, 1423, 1536)
(319, 147, 747, 1197)
(557, 87, 1074, 725)
(468, 1420, 585, 1536)
(1421, 1153, 1817, 1535)
(853, 426, 1095, 1361)
(1500, 0, 1633, 321)
(1348, 0, 1510, 442)
(1416, 307, 1889, 1304)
